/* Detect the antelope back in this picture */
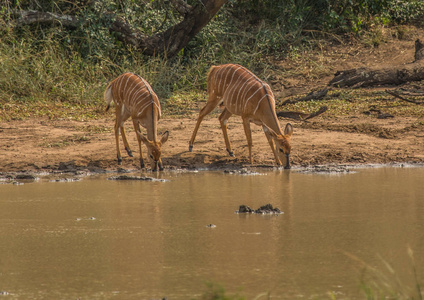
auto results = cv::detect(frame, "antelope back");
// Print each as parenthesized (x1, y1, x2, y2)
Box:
(208, 64, 276, 117)
(110, 72, 161, 120)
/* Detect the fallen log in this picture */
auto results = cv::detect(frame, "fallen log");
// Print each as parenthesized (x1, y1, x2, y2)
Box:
(277, 106, 328, 121)
(329, 39, 424, 88)
(282, 87, 329, 105)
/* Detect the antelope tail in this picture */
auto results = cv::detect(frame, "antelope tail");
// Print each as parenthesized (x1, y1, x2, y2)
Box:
(104, 82, 113, 112)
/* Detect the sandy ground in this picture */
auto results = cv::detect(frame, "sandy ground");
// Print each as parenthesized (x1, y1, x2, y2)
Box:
(1, 31, 424, 175)
(0, 111, 423, 174)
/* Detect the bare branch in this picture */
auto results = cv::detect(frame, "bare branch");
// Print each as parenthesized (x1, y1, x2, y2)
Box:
(282, 87, 329, 105)
(277, 106, 328, 121)
(12, 10, 81, 27)
(386, 89, 424, 105)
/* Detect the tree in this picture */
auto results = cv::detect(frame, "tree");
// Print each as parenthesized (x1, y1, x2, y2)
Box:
(111, 0, 227, 57)
(9, 0, 227, 58)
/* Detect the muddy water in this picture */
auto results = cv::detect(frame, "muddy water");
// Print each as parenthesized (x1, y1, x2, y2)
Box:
(0, 166, 423, 299)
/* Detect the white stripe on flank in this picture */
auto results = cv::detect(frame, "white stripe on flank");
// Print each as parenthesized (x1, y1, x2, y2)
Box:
(252, 94, 269, 114)
(130, 88, 145, 107)
(135, 100, 160, 118)
(235, 77, 255, 110)
(127, 80, 140, 104)
(136, 101, 152, 117)
(240, 78, 258, 102)
(123, 74, 135, 94)
(153, 101, 161, 116)
(116, 76, 125, 105)
(216, 66, 228, 94)
(227, 66, 242, 89)
(226, 80, 243, 111)
(243, 86, 263, 113)
(134, 90, 150, 105)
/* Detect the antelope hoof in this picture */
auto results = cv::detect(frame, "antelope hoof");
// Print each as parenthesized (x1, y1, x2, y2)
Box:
(117, 157, 122, 165)
(189, 145, 193, 152)
(284, 165, 291, 170)
(126, 148, 133, 157)
(227, 149, 234, 157)
(140, 159, 145, 169)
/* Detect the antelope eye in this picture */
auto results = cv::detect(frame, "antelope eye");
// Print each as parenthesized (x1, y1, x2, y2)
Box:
(279, 148, 284, 153)
(149, 154, 154, 159)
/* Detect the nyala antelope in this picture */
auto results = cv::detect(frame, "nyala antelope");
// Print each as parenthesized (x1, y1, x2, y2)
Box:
(105, 72, 169, 171)
(189, 64, 293, 169)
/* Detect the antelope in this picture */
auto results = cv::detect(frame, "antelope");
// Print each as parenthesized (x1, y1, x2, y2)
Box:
(105, 72, 169, 171)
(189, 64, 293, 169)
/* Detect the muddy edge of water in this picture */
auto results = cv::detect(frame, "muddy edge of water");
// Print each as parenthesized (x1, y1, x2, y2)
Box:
(1, 162, 423, 184)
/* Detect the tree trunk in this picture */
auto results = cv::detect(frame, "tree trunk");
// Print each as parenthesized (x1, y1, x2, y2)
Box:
(10, 0, 227, 59)
(329, 39, 424, 88)
(111, 0, 227, 57)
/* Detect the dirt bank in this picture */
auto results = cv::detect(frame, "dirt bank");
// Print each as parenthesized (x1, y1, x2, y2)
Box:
(1, 32, 424, 175)
(1, 110, 423, 175)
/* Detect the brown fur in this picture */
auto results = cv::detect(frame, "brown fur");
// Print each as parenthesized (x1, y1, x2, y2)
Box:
(189, 64, 293, 168)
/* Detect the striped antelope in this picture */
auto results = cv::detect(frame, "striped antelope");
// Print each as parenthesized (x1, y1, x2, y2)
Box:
(189, 64, 293, 168)
(105, 72, 169, 171)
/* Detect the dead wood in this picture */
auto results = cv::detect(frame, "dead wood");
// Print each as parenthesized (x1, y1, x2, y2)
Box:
(282, 87, 329, 105)
(386, 89, 424, 104)
(12, 10, 81, 27)
(329, 39, 424, 88)
(277, 106, 328, 121)
(363, 106, 394, 119)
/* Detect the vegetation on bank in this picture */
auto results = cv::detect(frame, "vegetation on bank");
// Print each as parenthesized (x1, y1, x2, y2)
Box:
(0, 0, 424, 122)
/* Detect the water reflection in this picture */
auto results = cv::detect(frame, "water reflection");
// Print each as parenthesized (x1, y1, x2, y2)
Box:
(0, 167, 423, 299)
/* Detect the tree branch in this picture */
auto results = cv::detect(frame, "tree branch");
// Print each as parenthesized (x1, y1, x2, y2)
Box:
(281, 87, 329, 105)
(12, 10, 81, 27)
(277, 106, 328, 121)
(111, 0, 227, 57)
(170, 0, 192, 16)
(10, 1, 228, 59)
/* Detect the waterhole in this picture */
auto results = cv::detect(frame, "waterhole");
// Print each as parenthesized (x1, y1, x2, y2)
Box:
(0, 166, 423, 299)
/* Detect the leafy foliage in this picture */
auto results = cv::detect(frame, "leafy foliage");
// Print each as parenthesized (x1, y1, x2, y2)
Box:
(0, 0, 423, 107)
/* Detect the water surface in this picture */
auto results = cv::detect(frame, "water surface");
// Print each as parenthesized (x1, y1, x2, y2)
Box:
(0, 166, 423, 299)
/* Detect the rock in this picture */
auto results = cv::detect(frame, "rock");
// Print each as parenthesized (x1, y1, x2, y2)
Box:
(237, 205, 254, 213)
(255, 204, 282, 214)
(236, 204, 283, 214)
(15, 174, 36, 180)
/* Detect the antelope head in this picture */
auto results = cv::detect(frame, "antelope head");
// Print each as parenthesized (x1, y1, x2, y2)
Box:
(267, 123, 293, 169)
(138, 131, 169, 171)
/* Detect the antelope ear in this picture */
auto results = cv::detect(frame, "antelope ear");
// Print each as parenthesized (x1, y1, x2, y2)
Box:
(137, 132, 150, 145)
(264, 126, 279, 139)
(160, 131, 169, 145)
(284, 123, 293, 137)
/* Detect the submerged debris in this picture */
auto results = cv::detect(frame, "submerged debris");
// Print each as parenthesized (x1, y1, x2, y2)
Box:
(236, 204, 283, 214)
(206, 224, 217, 228)
(76, 217, 97, 221)
(15, 174, 37, 180)
(297, 165, 351, 174)
(107, 175, 167, 182)
(49, 178, 81, 183)
(224, 168, 261, 175)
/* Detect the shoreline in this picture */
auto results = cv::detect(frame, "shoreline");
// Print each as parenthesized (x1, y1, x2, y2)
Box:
(2, 162, 423, 184)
